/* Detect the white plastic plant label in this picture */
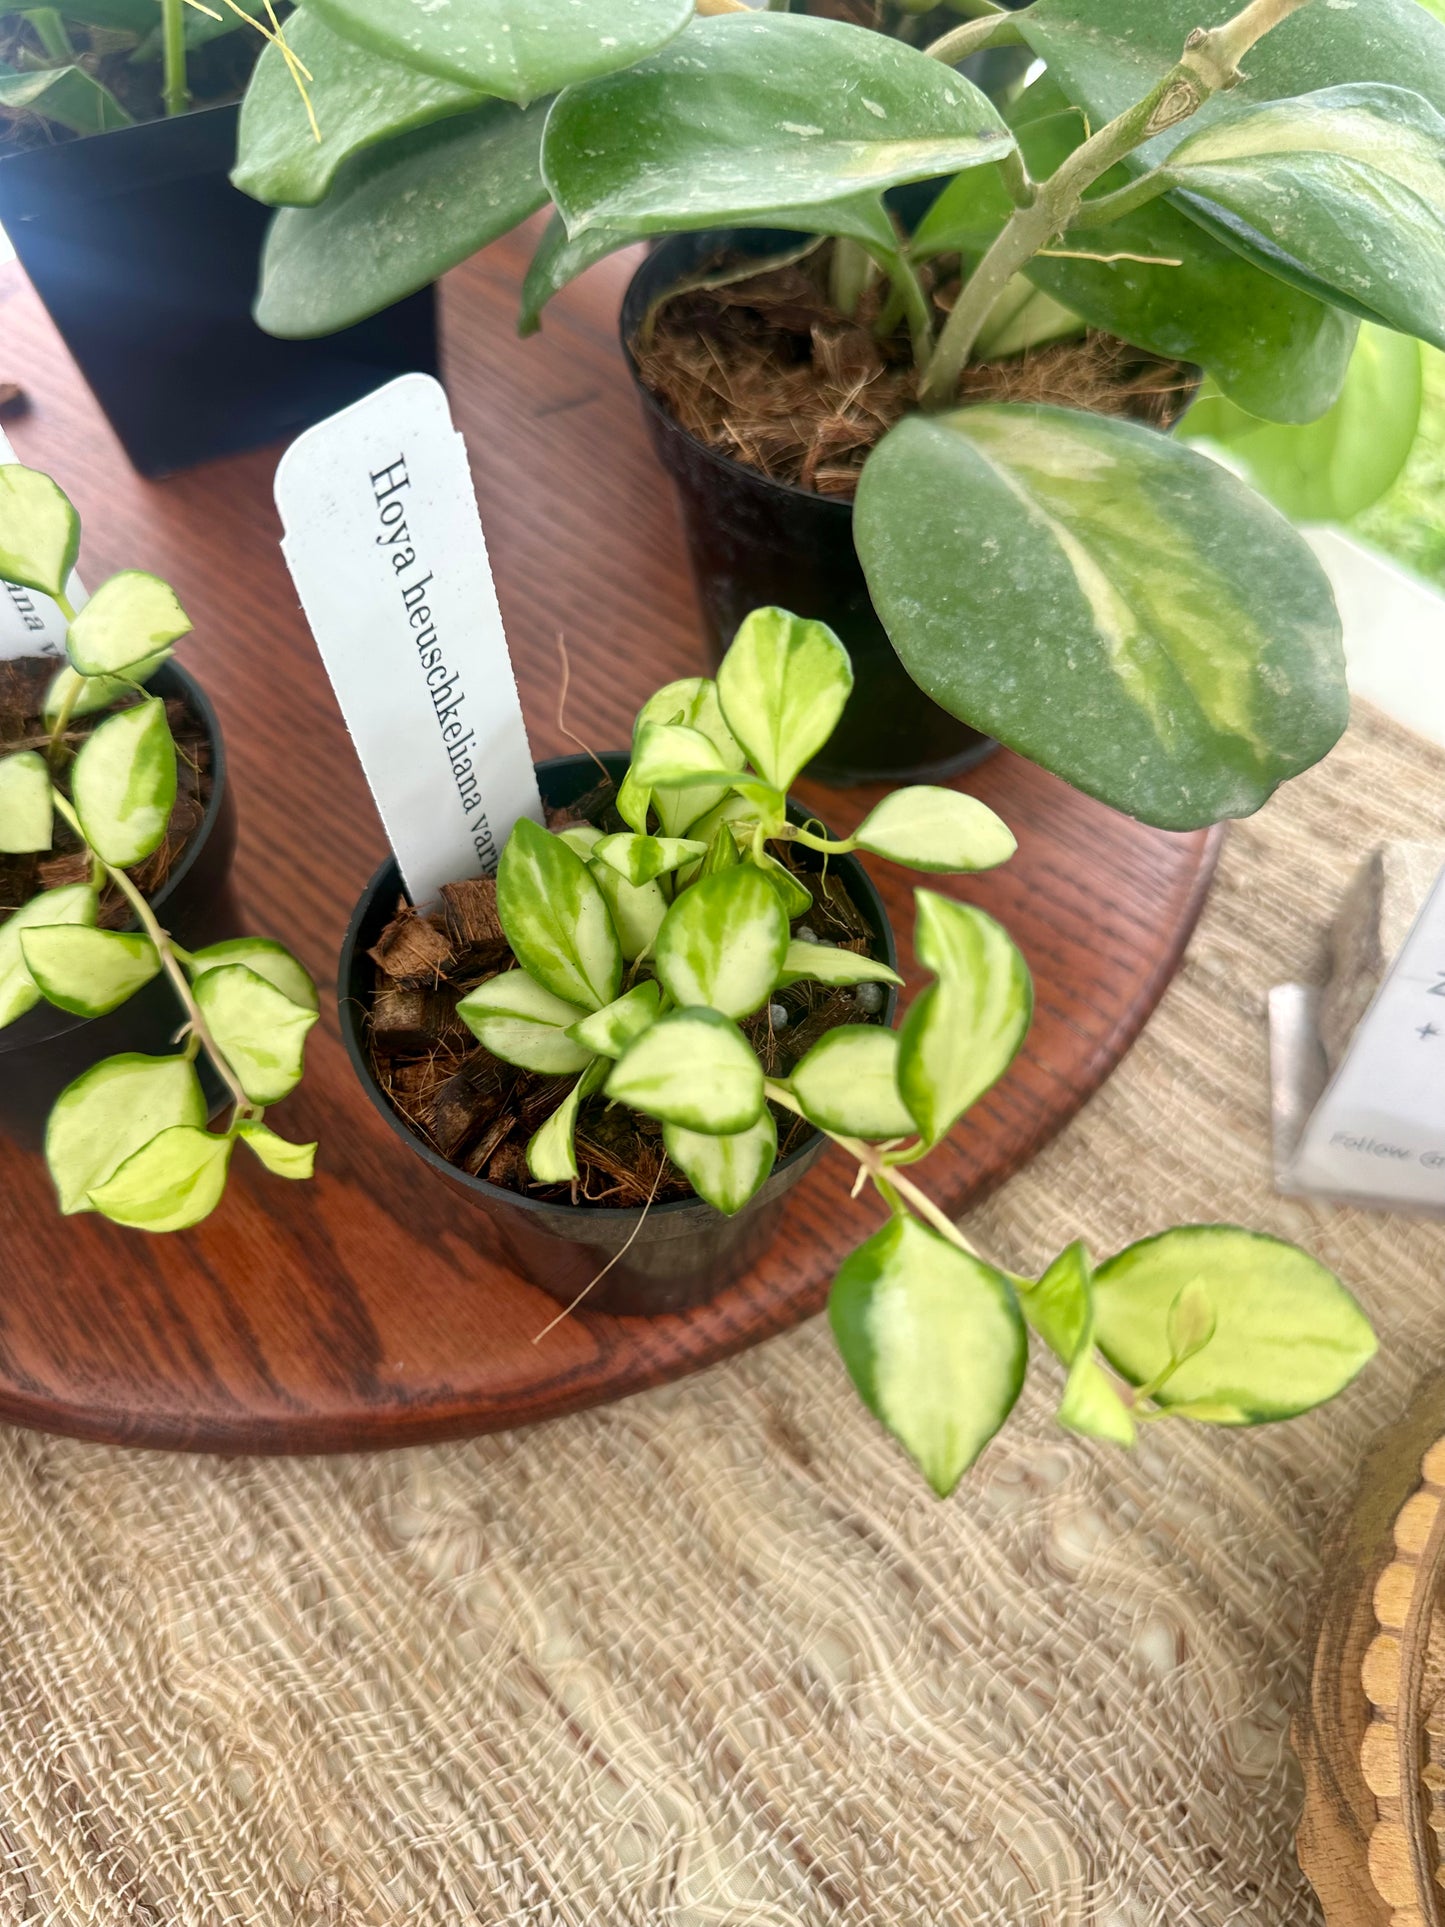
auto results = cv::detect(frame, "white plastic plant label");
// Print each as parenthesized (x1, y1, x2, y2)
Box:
(0, 426, 85, 659)
(275, 374, 541, 906)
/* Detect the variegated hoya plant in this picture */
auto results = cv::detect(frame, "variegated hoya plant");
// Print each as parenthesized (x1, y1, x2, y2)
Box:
(0, 464, 319, 1229)
(234, 0, 1445, 831)
(462, 606, 1375, 1496)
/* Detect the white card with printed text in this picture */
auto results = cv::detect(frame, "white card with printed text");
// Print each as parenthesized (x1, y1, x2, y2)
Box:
(0, 427, 86, 659)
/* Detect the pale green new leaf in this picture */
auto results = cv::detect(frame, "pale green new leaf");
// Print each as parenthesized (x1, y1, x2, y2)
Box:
(0, 464, 79, 599)
(236, 1121, 317, 1182)
(854, 786, 1016, 874)
(1022, 1242, 1137, 1446)
(664, 1110, 777, 1215)
(496, 817, 622, 1012)
(589, 861, 667, 961)
(716, 607, 853, 792)
(1092, 1225, 1377, 1423)
(791, 1024, 914, 1140)
(44, 655, 170, 725)
(592, 833, 707, 887)
(556, 823, 603, 859)
(66, 572, 191, 679)
(0, 64, 131, 138)
(188, 937, 319, 1012)
(655, 866, 789, 1021)
(0, 882, 96, 1030)
(457, 968, 594, 1074)
(897, 892, 1031, 1146)
(829, 1214, 1027, 1495)
(565, 980, 661, 1058)
(20, 926, 159, 1018)
(193, 964, 319, 1106)
(607, 1007, 764, 1134)
(0, 752, 53, 855)
(45, 1052, 205, 1215)
(88, 1125, 232, 1233)
(776, 940, 901, 991)
(628, 722, 729, 792)
(71, 697, 176, 868)
(526, 1059, 609, 1184)
(753, 848, 814, 921)
(629, 677, 746, 837)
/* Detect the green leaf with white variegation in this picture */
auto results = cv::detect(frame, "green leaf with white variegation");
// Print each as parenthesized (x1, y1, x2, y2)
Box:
(896, 893, 1031, 1147)
(526, 1058, 609, 1184)
(565, 980, 661, 1059)
(44, 656, 170, 726)
(542, 13, 1014, 240)
(456, 968, 594, 1074)
(20, 926, 159, 1018)
(45, 1052, 205, 1215)
(655, 866, 789, 1021)
(0, 64, 132, 139)
(256, 100, 548, 338)
(754, 849, 814, 922)
(0, 882, 96, 1029)
(1093, 1226, 1377, 1423)
(0, 752, 53, 855)
(664, 1110, 777, 1215)
(193, 965, 319, 1105)
(0, 464, 79, 599)
(310, 0, 692, 98)
(592, 833, 707, 887)
(70, 697, 177, 868)
(497, 817, 622, 1012)
(628, 722, 730, 794)
(829, 1214, 1027, 1496)
(88, 1125, 233, 1232)
(791, 1025, 914, 1140)
(188, 938, 319, 1012)
(607, 1007, 764, 1134)
(855, 405, 1348, 830)
(854, 787, 1016, 874)
(715, 607, 853, 792)
(66, 572, 191, 679)
(588, 862, 667, 962)
(629, 677, 746, 838)
(556, 823, 603, 859)
(234, 8, 484, 208)
(236, 1121, 317, 1182)
(776, 941, 901, 991)
(1022, 1242, 1136, 1446)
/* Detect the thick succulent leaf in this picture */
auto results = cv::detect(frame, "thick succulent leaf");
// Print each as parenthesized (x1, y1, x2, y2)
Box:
(592, 833, 707, 887)
(897, 893, 1031, 1146)
(236, 1121, 317, 1181)
(543, 13, 1014, 240)
(44, 654, 169, 725)
(1092, 1225, 1377, 1423)
(0, 882, 96, 1028)
(555, 823, 603, 859)
(607, 1007, 764, 1135)
(0, 464, 79, 599)
(496, 817, 622, 1012)
(589, 862, 667, 962)
(753, 848, 814, 922)
(66, 571, 191, 679)
(854, 786, 1016, 874)
(20, 926, 159, 1018)
(193, 964, 319, 1106)
(0, 751, 53, 855)
(856, 405, 1348, 830)
(88, 1125, 232, 1232)
(664, 1111, 777, 1216)
(235, 9, 484, 208)
(829, 1214, 1027, 1496)
(776, 940, 901, 991)
(0, 64, 131, 137)
(791, 1025, 915, 1141)
(565, 980, 661, 1059)
(715, 606, 853, 792)
(628, 722, 730, 792)
(45, 1052, 205, 1215)
(256, 99, 548, 338)
(309, 0, 692, 100)
(1023, 1242, 1137, 1446)
(655, 866, 789, 1022)
(70, 697, 176, 869)
(188, 938, 319, 1013)
(526, 1059, 609, 1184)
(457, 968, 594, 1074)
(629, 677, 747, 838)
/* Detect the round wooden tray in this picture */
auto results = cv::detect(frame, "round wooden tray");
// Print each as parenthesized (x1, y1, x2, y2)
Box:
(0, 225, 1220, 1453)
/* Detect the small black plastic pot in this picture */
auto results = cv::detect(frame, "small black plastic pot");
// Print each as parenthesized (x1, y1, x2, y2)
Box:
(338, 752, 898, 1318)
(622, 228, 995, 788)
(0, 662, 240, 1151)
(0, 104, 438, 479)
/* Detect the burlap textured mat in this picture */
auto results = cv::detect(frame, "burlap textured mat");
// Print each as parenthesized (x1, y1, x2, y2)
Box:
(2, 702, 1443, 1926)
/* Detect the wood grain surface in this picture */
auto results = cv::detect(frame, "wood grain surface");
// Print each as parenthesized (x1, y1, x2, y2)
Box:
(0, 219, 1220, 1453)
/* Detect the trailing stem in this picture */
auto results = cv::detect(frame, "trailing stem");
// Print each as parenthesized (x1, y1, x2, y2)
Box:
(160, 0, 189, 117)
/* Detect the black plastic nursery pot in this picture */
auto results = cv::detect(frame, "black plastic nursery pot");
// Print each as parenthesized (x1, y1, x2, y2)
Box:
(622, 228, 996, 789)
(0, 662, 239, 1151)
(338, 753, 898, 1318)
(0, 103, 439, 479)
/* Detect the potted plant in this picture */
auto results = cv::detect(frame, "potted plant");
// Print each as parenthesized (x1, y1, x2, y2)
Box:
(232, 0, 1445, 817)
(0, 1, 437, 477)
(0, 460, 318, 1224)
(340, 604, 1375, 1495)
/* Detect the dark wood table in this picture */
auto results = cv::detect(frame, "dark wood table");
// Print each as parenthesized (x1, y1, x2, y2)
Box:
(0, 225, 1219, 1452)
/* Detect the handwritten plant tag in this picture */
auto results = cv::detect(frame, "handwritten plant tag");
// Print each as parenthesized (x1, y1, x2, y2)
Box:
(0, 427, 85, 659)
(275, 374, 541, 906)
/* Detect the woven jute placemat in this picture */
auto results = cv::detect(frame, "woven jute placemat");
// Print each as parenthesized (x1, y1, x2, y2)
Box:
(3, 703, 1444, 1927)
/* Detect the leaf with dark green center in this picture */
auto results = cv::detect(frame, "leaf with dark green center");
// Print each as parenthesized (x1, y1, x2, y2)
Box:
(0, 883, 96, 1029)
(791, 1025, 914, 1141)
(1022, 1242, 1136, 1446)
(256, 100, 548, 338)
(456, 968, 594, 1075)
(896, 893, 1031, 1146)
(235, 8, 484, 208)
(829, 1214, 1027, 1496)
(655, 866, 789, 1021)
(1092, 1225, 1377, 1423)
(776, 941, 901, 991)
(0, 752, 53, 855)
(855, 405, 1349, 829)
(663, 1111, 777, 1216)
(188, 938, 319, 1013)
(0, 65, 132, 138)
(592, 833, 707, 887)
(20, 926, 159, 1018)
(67, 571, 191, 678)
(565, 980, 661, 1059)
(193, 965, 319, 1106)
(715, 606, 853, 792)
(627, 677, 747, 838)
(236, 1122, 317, 1182)
(854, 786, 1016, 874)
(88, 1126, 233, 1232)
(44, 655, 170, 726)
(497, 817, 622, 1013)
(607, 1007, 764, 1135)
(526, 1059, 609, 1184)
(310, 0, 692, 99)
(45, 1052, 205, 1215)
(0, 464, 79, 599)
(70, 697, 176, 868)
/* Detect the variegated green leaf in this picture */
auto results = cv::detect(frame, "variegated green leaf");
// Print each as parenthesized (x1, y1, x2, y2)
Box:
(497, 818, 622, 1012)
(628, 722, 730, 793)
(853, 787, 1016, 874)
(664, 1110, 777, 1216)
(0, 882, 96, 1030)
(829, 1214, 1027, 1496)
(71, 697, 177, 868)
(188, 938, 319, 1013)
(526, 1059, 609, 1184)
(88, 1125, 232, 1232)
(193, 965, 319, 1106)
(66, 572, 191, 679)
(0, 752, 53, 855)
(855, 405, 1348, 829)
(565, 980, 661, 1058)
(791, 1024, 914, 1140)
(457, 968, 594, 1074)
(1022, 1242, 1137, 1446)
(628, 677, 747, 838)
(20, 926, 159, 1018)
(655, 866, 789, 1021)
(716, 607, 853, 793)
(607, 1007, 764, 1135)
(556, 823, 603, 859)
(0, 464, 79, 599)
(43, 655, 170, 725)
(592, 833, 707, 887)
(236, 1121, 317, 1182)
(753, 848, 814, 922)
(588, 861, 667, 962)
(45, 1052, 205, 1215)
(776, 940, 901, 991)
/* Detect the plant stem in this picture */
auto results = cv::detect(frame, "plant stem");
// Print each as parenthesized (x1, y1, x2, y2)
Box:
(1179, 0, 1316, 89)
(24, 9, 73, 61)
(160, 0, 189, 117)
(925, 13, 1024, 63)
(869, 244, 935, 368)
(829, 237, 875, 320)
